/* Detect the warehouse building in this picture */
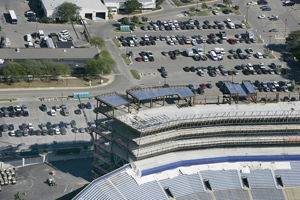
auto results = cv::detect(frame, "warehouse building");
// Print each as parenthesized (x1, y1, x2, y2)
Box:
(40, 0, 108, 21)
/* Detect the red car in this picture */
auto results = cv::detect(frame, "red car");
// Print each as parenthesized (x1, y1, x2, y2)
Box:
(229, 38, 237, 44)
(209, 33, 216, 39)
(136, 57, 142, 62)
(22, 123, 28, 130)
(200, 83, 207, 89)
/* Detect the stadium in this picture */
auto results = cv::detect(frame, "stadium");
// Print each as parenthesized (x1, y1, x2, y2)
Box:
(74, 86, 300, 200)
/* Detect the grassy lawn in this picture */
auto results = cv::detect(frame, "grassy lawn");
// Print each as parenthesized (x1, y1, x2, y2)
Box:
(0, 78, 109, 89)
(263, 49, 276, 59)
(121, 53, 131, 65)
(255, 34, 264, 44)
(241, 20, 252, 29)
(112, 38, 121, 48)
(130, 70, 140, 80)
(196, 11, 208, 16)
(113, 28, 131, 33)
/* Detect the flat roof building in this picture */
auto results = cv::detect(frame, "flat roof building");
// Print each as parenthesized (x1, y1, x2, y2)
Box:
(40, 0, 108, 20)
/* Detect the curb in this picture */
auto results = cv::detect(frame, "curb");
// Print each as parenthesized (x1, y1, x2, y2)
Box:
(130, 8, 163, 16)
(177, 0, 217, 8)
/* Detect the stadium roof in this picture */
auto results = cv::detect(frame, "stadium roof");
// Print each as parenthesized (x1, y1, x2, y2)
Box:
(95, 93, 129, 108)
(127, 87, 195, 101)
(73, 154, 300, 200)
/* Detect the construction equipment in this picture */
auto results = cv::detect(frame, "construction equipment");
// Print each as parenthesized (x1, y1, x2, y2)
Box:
(47, 178, 57, 186)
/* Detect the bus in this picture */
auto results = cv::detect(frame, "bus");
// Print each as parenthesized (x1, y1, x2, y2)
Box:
(9, 10, 17, 24)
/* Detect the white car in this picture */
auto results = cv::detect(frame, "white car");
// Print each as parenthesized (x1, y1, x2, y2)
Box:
(258, 15, 266, 19)
(247, 1, 257, 5)
(60, 30, 70, 36)
(213, 10, 219, 15)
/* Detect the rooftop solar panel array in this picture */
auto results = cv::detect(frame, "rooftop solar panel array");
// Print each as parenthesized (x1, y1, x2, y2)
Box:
(241, 170, 276, 188)
(201, 170, 241, 190)
(243, 82, 257, 94)
(96, 93, 129, 108)
(225, 82, 256, 96)
(128, 87, 195, 100)
(160, 174, 205, 197)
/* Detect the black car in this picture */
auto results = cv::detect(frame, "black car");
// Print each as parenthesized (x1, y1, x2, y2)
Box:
(75, 109, 81, 115)
(8, 124, 14, 131)
(41, 104, 47, 112)
(183, 66, 190, 72)
(23, 111, 29, 117)
(28, 16, 38, 22)
(150, 40, 156, 45)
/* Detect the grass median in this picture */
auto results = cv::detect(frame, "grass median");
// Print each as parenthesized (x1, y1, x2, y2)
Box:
(255, 34, 264, 44)
(241, 20, 252, 29)
(130, 70, 141, 80)
(112, 38, 121, 48)
(121, 53, 131, 65)
(263, 49, 276, 59)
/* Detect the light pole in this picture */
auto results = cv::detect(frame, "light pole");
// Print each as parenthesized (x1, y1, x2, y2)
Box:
(285, 18, 287, 36)
(268, 35, 272, 52)
(245, 7, 249, 29)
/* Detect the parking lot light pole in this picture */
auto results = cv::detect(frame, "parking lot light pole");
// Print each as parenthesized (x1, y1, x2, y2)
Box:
(285, 18, 287, 36)
(246, 7, 249, 29)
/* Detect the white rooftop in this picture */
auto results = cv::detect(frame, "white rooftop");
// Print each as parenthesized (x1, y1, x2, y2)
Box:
(41, 0, 107, 11)
(133, 146, 300, 173)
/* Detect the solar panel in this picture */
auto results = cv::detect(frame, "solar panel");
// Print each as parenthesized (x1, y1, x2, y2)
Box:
(225, 82, 238, 94)
(96, 93, 129, 107)
(128, 87, 195, 101)
(225, 82, 249, 96)
(243, 82, 256, 94)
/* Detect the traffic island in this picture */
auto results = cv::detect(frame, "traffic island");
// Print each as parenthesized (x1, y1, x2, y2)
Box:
(121, 53, 132, 65)
(255, 34, 264, 44)
(263, 49, 276, 59)
(130, 70, 141, 80)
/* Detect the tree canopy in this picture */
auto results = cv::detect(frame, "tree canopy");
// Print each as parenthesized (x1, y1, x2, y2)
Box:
(89, 37, 105, 49)
(286, 30, 300, 47)
(124, 0, 143, 15)
(58, 2, 81, 22)
(85, 50, 116, 77)
(156, 0, 165, 7)
(2, 60, 71, 82)
(223, 0, 232, 5)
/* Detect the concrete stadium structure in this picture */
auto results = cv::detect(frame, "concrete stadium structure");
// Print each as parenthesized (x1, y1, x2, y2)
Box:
(75, 86, 300, 199)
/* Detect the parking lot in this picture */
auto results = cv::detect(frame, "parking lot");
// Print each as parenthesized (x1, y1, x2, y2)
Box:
(0, 0, 86, 48)
(0, 99, 96, 147)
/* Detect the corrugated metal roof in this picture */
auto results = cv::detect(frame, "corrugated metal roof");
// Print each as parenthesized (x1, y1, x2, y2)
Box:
(243, 82, 257, 94)
(225, 82, 238, 94)
(96, 93, 129, 108)
(128, 87, 195, 100)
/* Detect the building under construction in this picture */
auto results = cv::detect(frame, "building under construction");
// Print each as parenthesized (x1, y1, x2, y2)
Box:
(91, 86, 300, 176)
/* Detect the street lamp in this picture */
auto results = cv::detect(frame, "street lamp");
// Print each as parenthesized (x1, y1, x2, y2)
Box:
(245, 7, 249, 29)
(285, 18, 287, 36)
(268, 35, 272, 52)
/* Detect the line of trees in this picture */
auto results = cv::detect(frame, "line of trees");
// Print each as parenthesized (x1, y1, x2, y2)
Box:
(2, 60, 71, 82)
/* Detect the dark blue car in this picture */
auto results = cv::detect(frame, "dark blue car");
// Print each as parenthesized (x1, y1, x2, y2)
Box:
(86, 102, 92, 109)
(262, 7, 271, 11)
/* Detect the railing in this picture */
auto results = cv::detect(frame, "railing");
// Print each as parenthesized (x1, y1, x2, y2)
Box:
(92, 162, 109, 174)
(94, 151, 111, 164)
(134, 136, 300, 159)
(117, 110, 300, 134)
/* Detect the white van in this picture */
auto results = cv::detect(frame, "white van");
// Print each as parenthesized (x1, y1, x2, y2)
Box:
(50, 109, 56, 116)
(210, 51, 218, 61)
(38, 30, 45, 39)
(228, 22, 235, 29)
(256, 52, 263, 59)
(26, 34, 32, 42)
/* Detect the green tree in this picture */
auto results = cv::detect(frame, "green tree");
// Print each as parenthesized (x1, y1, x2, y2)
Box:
(223, 0, 232, 5)
(156, 0, 165, 7)
(14, 192, 26, 200)
(41, 61, 70, 80)
(89, 36, 105, 48)
(22, 60, 42, 81)
(58, 2, 81, 22)
(234, 5, 239, 10)
(189, 7, 196, 12)
(3, 62, 27, 82)
(124, 0, 143, 15)
(286, 30, 300, 47)
(131, 16, 139, 24)
(141, 16, 148, 22)
(85, 51, 116, 77)
(121, 17, 130, 25)
(201, 3, 208, 9)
